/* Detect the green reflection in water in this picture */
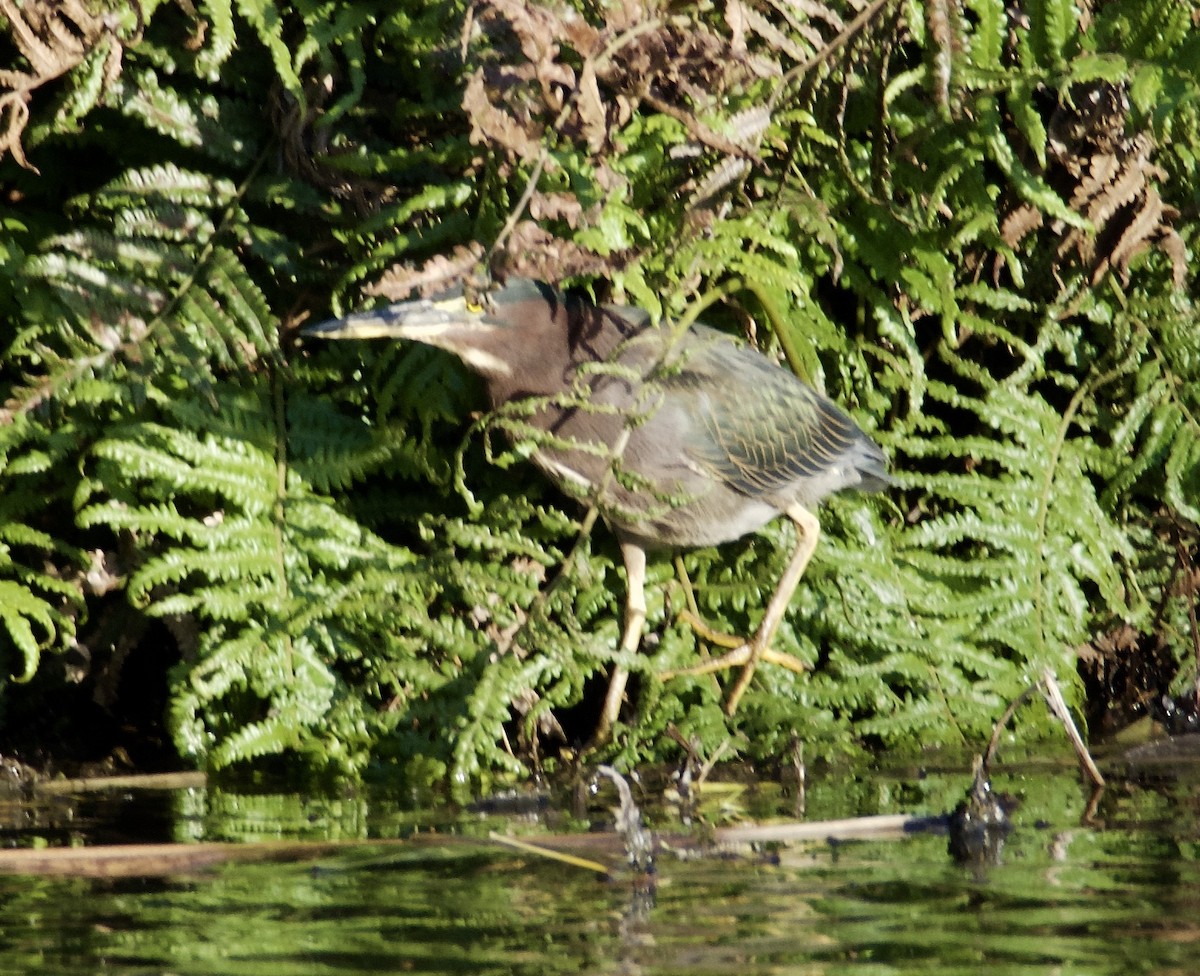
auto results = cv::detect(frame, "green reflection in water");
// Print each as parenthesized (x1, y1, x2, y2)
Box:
(0, 763, 1198, 976)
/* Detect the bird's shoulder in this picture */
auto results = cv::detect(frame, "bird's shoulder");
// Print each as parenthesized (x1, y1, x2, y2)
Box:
(648, 324, 814, 406)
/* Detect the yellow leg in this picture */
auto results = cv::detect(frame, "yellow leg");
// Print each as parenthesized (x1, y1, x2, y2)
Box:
(592, 541, 646, 744)
(662, 505, 820, 715)
(677, 608, 748, 649)
(674, 554, 743, 648)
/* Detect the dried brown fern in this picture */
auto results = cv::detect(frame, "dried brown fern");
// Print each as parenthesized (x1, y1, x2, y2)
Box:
(1000, 82, 1186, 287)
(363, 244, 488, 302)
(454, 0, 772, 283)
(0, 0, 140, 170)
(389, 0, 895, 293)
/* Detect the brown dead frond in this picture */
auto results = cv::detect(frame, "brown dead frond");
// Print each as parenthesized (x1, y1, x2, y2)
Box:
(368, 0, 889, 293)
(465, 0, 763, 168)
(687, 155, 752, 209)
(0, 0, 141, 170)
(500, 220, 627, 281)
(454, 0, 891, 285)
(456, 0, 775, 282)
(362, 244, 487, 302)
(999, 81, 1187, 287)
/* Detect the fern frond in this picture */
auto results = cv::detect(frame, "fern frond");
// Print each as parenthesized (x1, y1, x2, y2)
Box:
(0, 580, 62, 682)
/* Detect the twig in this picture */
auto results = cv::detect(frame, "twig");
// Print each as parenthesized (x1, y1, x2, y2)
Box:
(983, 671, 1104, 788)
(768, 0, 899, 112)
(35, 771, 207, 794)
(1039, 669, 1105, 787)
(595, 764, 655, 872)
(0, 840, 355, 878)
(711, 812, 942, 844)
(487, 831, 609, 875)
(982, 683, 1038, 770)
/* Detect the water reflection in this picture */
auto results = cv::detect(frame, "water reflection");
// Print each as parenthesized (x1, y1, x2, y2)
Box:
(0, 763, 1198, 975)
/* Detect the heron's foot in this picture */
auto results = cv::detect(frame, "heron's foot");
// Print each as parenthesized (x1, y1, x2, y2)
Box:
(660, 639, 809, 716)
(676, 608, 744, 649)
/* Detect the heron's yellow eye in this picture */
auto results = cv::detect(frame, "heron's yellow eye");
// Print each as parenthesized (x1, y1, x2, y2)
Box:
(465, 299, 484, 313)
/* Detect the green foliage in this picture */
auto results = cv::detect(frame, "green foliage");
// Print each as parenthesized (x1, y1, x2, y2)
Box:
(0, 0, 1198, 788)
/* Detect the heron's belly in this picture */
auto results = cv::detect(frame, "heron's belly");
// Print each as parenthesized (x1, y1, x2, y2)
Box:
(532, 444, 782, 544)
(607, 493, 783, 551)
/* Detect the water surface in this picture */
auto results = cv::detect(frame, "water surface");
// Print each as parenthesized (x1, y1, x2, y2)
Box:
(0, 756, 1196, 975)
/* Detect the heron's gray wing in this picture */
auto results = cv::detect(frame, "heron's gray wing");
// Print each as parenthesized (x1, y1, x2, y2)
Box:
(664, 329, 883, 498)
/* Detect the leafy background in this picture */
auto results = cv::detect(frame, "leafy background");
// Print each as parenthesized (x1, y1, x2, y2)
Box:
(0, 0, 1196, 790)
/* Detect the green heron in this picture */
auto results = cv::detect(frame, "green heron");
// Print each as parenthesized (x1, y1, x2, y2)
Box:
(306, 279, 889, 741)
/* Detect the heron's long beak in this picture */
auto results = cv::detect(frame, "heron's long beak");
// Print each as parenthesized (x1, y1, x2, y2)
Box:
(303, 295, 477, 342)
